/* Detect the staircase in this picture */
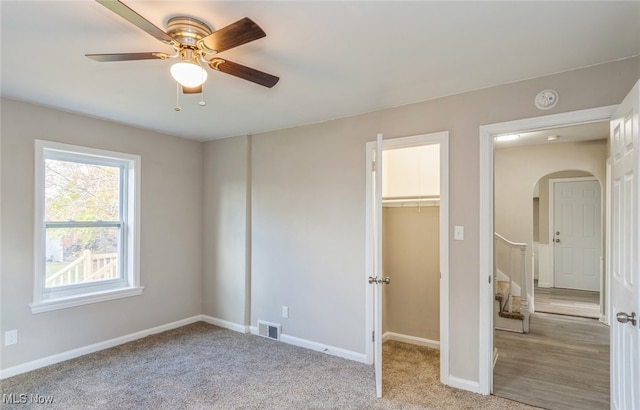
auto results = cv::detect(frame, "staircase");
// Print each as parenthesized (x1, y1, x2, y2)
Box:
(494, 233, 530, 333)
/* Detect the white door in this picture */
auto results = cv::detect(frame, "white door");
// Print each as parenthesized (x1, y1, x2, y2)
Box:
(610, 80, 640, 410)
(553, 179, 601, 291)
(372, 133, 383, 398)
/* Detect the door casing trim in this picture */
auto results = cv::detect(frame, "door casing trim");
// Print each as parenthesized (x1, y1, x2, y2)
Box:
(478, 105, 617, 395)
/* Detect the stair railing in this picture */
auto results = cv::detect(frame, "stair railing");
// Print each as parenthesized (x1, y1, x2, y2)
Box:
(494, 233, 528, 317)
(46, 251, 118, 288)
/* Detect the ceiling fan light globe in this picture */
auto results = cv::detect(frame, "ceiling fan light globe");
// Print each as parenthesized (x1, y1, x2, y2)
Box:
(170, 62, 207, 87)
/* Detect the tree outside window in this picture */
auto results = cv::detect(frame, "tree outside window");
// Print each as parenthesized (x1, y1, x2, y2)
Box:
(45, 158, 122, 288)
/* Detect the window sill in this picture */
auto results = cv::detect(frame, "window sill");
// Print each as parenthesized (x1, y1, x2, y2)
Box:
(30, 286, 144, 314)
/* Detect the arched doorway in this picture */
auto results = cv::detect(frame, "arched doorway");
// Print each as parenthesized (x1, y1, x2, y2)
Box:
(532, 171, 602, 319)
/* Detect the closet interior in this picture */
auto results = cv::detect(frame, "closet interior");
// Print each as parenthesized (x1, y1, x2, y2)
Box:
(382, 143, 440, 347)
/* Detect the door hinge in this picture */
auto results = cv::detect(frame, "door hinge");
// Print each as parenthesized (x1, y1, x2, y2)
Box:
(372, 331, 375, 342)
(489, 276, 492, 284)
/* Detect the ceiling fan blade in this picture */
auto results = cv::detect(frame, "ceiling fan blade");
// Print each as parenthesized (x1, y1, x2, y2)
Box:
(199, 17, 266, 54)
(96, 0, 175, 46)
(182, 85, 202, 94)
(209, 58, 279, 88)
(86, 52, 170, 62)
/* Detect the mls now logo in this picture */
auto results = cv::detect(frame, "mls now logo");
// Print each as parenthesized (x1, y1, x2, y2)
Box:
(2, 393, 54, 404)
(2, 394, 28, 404)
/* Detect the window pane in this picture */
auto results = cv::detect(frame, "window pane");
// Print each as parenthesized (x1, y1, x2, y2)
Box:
(45, 226, 120, 288)
(45, 159, 120, 222)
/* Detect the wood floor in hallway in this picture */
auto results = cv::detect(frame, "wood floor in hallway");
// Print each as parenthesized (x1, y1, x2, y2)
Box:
(493, 313, 609, 410)
(534, 280, 600, 319)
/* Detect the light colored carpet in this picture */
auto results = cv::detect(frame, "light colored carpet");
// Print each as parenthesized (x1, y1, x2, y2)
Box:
(1, 322, 537, 409)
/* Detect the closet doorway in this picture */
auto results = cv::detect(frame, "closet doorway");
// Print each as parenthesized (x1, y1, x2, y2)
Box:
(365, 131, 450, 396)
(382, 143, 441, 348)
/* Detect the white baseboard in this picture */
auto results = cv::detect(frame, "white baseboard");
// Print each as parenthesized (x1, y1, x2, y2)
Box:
(447, 375, 482, 394)
(201, 315, 249, 334)
(0, 315, 202, 380)
(537, 281, 552, 288)
(249, 326, 367, 364)
(382, 332, 440, 350)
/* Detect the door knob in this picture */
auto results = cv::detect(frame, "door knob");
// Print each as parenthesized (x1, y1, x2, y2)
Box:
(616, 312, 637, 326)
(382, 277, 391, 285)
(555, 238, 560, 243)
(368, 276, 377, 284)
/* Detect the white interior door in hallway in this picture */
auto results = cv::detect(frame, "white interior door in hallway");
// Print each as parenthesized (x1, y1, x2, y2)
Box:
(552, 178, 601, 291)
(609, 80, 640, 410)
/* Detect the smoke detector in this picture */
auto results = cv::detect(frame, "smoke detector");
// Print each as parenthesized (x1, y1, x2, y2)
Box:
(535, 89, 559, 110)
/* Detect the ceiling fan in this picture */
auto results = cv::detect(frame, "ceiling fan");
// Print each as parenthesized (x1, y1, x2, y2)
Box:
(86, 0, 279, 95)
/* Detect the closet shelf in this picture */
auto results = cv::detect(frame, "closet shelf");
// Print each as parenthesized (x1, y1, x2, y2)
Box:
(382, 196, 440, 208)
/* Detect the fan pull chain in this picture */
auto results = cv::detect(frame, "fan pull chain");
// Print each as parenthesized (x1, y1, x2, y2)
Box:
(174, 82, 181, 111)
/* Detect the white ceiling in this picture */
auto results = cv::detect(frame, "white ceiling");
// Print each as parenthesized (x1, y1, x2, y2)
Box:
(2, 1, 639, 141)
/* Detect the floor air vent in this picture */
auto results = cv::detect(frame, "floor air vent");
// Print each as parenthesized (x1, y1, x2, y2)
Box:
(257, 320, 281, 340)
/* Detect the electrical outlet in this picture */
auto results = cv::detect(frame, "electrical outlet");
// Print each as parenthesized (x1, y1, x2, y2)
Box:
(4, 329, 18, 346)
(282, 306, 289, 319)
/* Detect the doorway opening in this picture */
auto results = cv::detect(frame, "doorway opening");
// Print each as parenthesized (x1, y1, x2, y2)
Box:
(365, 131, 450, 397)
(480, 108, 615, 407)
(381, 143, 441, 395)
(382, 143, 441, 350)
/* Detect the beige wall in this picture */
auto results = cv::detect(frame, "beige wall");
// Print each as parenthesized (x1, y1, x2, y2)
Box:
(0, 99, 204, 369)
(246, 57, 638, 383)
(533, 198, 539, 242)
(250, 120, 370, 351)
(382, 206, 440, 341)
(202, 136, 250, 326)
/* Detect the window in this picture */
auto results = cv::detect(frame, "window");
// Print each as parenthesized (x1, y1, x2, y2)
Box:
(32, 141, 142, 313)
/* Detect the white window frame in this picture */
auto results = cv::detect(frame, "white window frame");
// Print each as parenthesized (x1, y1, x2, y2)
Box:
(31, 140, 143, 314)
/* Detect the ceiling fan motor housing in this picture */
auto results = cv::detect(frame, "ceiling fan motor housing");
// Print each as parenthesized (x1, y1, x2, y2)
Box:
(166, 16, 212, 48)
